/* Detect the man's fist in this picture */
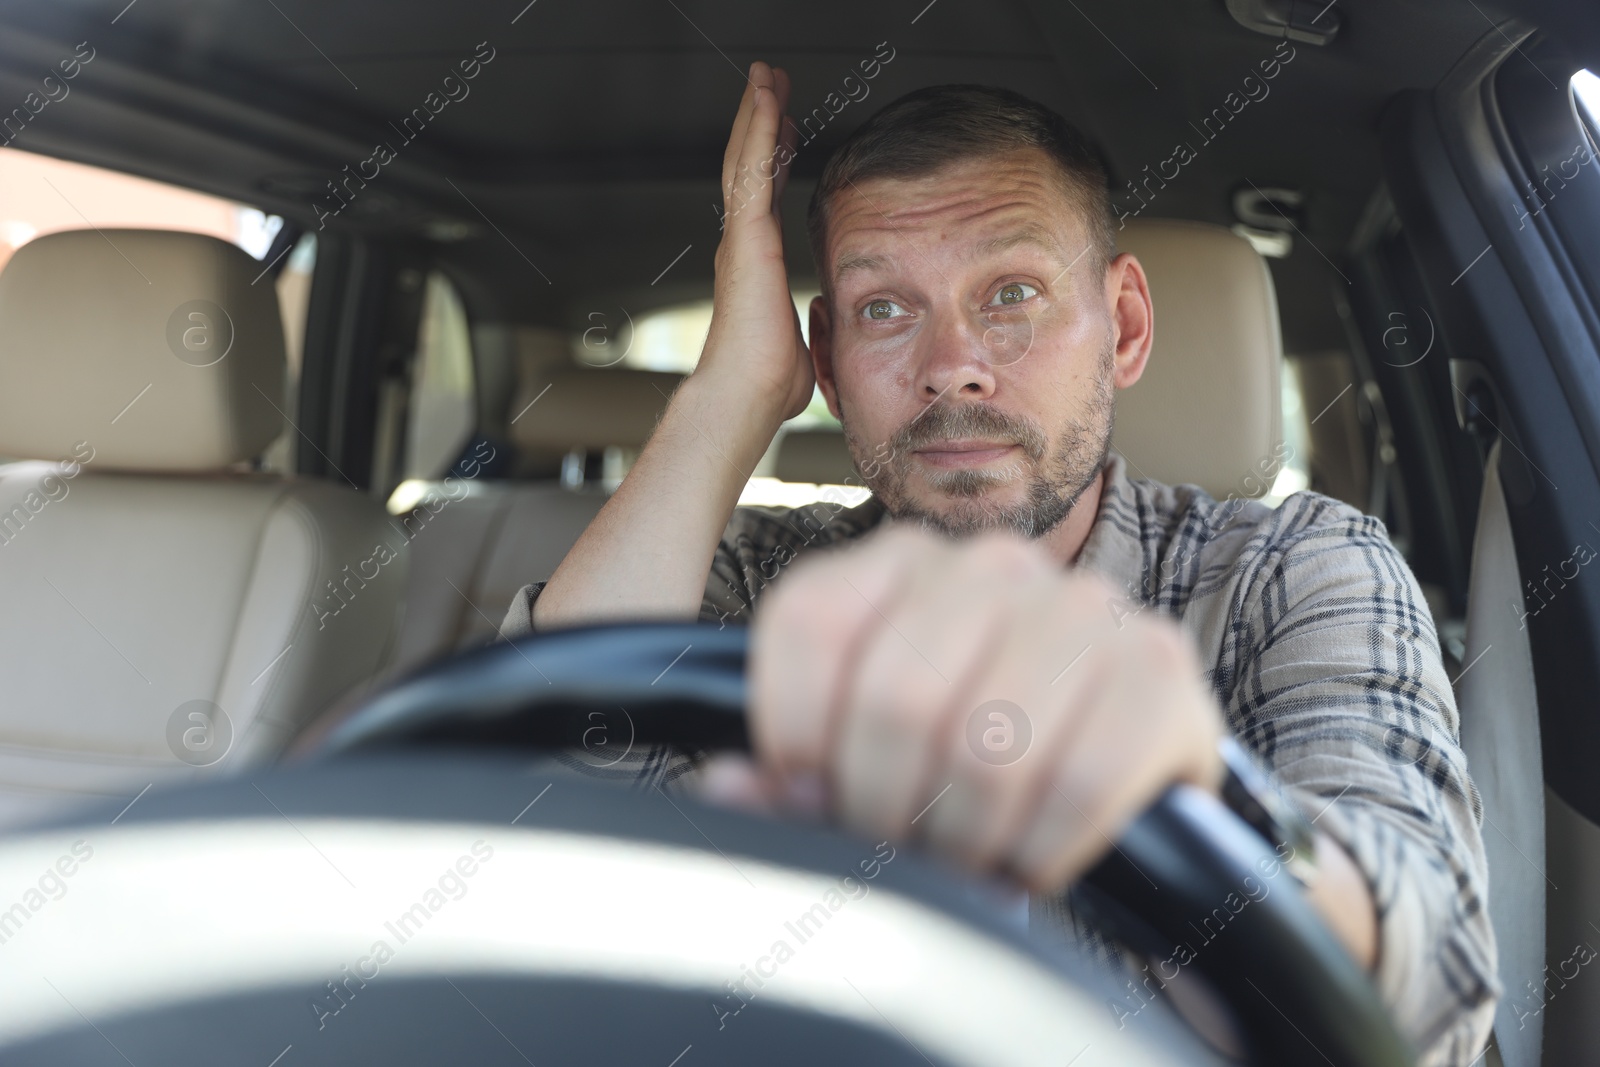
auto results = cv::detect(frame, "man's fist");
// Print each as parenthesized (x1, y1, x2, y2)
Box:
(705, 524, 1226, 893)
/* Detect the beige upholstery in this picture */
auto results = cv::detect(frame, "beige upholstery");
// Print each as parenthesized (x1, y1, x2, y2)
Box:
(1459, 439, 1545, 1067)
(0, 229, 286, 470)
(0, 229, 405, 826)
(764, 219, 1285, 499)
(393, 367, 688, 671)
(388, 482, 612, 671)
(510, 367, 684, 452)
(1111, 219, 1283, 498)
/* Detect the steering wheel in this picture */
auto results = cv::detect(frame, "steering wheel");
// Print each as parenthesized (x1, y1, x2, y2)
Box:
(301, 621, 1415, 1067)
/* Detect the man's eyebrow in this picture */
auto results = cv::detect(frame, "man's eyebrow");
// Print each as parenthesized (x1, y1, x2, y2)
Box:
(972, 224, 1063, 260)
(832, 251, 889, 284)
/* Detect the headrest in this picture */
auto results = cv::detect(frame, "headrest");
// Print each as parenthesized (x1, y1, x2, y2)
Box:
(510, 368, 685, 451)
(1111, 219, 1283, 499)
(0, 229, 286, 471)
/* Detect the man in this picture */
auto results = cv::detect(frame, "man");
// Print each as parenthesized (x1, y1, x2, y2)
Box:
(501, 64, 1496, 1064)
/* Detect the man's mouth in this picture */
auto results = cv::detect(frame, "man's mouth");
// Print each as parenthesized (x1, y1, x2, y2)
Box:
(913, 439, 1019, 469)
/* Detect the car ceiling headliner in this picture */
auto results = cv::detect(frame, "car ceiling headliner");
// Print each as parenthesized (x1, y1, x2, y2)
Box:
(0, 0, 1594, 354)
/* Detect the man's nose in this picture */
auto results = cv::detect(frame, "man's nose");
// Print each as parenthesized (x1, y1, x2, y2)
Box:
(912, 309, 1000, 401)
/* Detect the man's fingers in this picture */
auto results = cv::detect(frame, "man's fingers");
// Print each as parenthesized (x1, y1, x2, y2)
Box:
(749, 516, 1228, 904)
(720, 62, 772, 207)
(697, 753, 772, 813)
(772, 113, 801, 206)
(914, 576, 1121, 870)
(720, 73, 756, 200)
(833, 535, 1051, 840)
(772, 64, 791, 117)
(730, 82, 783, 222)
(747, 528, 918, 793)
(696, 753, 830, 819)
(770, 66, 798, 207)
(1006, 620, 1223, 891)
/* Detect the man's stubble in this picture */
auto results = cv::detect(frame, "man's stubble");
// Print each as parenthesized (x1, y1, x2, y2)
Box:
(839, 339, 1116, 540)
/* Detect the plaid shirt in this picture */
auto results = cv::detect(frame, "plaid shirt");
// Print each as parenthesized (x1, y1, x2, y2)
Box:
(500, 451, 1498, 1065)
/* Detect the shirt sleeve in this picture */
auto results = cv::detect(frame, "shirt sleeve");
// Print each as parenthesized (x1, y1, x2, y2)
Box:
(495, 506, 807, 644)
(1224, 493, 1499, 1065)
(489, 543, 758, 643)
(497, 582, 542, 641)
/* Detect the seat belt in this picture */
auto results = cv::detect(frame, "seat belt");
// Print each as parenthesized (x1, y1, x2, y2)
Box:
(1458, 437, 1545, 1067)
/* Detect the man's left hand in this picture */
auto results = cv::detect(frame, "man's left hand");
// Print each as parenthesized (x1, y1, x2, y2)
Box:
(702, 524, 1226, 892)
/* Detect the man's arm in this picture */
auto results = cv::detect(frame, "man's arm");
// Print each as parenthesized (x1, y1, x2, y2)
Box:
(1225, 495, 1498, 1064)
(702, 503, 1490, 1061)
(531, 62, 813, 630)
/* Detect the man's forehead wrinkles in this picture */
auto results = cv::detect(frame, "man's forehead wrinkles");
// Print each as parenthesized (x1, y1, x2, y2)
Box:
(843, 187, 1045, 228)
(972, 222, 1064, 258)
(826, 166, 1071, 286)
(832, 216, 1065, 285)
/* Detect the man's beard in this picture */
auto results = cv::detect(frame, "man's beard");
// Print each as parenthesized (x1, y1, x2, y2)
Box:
(840, 344, 1115, 540)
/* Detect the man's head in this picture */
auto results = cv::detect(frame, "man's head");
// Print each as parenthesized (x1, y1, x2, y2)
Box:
(804, 85, 1154, 542)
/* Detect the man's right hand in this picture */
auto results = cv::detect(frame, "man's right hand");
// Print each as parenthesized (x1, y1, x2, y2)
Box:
(697, 62, 814, 425)
(531, 61, 810, 629)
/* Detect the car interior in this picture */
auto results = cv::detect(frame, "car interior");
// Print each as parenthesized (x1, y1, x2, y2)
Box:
(0, 0, 1598, 1064)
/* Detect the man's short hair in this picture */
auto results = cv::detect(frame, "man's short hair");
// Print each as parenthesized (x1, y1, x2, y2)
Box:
(806, 84, 1116, 291)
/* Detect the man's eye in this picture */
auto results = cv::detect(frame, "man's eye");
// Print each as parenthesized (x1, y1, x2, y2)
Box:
(863, 299, 907, 320)
(991, 282, 1038, 306)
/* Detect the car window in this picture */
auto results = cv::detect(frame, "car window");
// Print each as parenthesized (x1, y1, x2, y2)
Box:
(0, 145, 273, 268)
(604, 293, 811, 371)
(603, 292, 833, 422)
(0, 144, 314, 470)
(257, 233, 316, 474)
(1266, 357, 1312, 504)
(1574, 68, 1600, 140)
(591, 292, 861, 506)
(403, 270, 476, 481)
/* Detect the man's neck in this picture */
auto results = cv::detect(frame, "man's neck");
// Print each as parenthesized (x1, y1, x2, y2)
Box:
(1036, 466, 1107, 567)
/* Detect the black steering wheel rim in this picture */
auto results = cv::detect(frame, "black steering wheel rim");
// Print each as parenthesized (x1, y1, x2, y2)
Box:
(301, 621, 1415, 1067)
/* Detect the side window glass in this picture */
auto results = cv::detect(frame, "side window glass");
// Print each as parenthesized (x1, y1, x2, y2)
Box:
(597, 293, 838, 505)
(259, 233, 317, 473)
(404, 271, 476, 480)
(1573, 69, 1600, 143)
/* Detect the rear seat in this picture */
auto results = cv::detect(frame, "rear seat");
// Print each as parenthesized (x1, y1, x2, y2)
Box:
(388, 367, 681, 672)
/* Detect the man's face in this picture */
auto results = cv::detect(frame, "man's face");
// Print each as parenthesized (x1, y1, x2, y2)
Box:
(809, 148, 1151, 539)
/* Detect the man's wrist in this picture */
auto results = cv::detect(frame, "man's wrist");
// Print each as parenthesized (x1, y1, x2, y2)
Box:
(671, 369, 789, 464)
(1216, 737, 1320, 888)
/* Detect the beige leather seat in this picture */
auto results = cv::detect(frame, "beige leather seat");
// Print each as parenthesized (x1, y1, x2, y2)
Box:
(772, 218, 1285, 499)
(1112, 219, 1283, 496)
(388, 367, 681, 672)
(1458, 438, 1545, 1067)
(0, 229, 406, 825)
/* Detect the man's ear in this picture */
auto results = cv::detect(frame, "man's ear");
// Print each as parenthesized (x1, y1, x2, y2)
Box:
(809, 295, 842, 420)
(1106, 252, 1154, 390)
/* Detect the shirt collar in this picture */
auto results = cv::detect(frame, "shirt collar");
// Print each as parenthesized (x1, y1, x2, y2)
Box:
(1074, 451, 1144, 585)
